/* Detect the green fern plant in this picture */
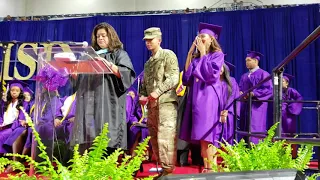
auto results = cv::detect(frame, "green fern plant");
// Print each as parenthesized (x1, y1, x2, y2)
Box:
(0, 107, 152, 180)
(211, 122, 315, 178)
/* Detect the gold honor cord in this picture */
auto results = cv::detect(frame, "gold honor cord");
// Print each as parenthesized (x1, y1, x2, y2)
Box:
(30, 104, 35, 115)
(41, 103, 47, 118)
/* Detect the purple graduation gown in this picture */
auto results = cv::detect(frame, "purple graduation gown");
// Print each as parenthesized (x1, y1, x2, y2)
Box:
(127, 102, 149, 149)
(23, 101, 35, 149)
(282, 87, 303, 134)
(239, 68, 273, 144)
(36, 95, 63, 142)
(221, 77, 241, 145)
(3, 100, 35, 152)
(0, 103, 26, 153)
(126, 95, 134, 123)
(179, 51, 224, 146)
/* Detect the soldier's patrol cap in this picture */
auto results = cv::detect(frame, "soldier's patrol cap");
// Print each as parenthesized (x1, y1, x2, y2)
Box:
(143, 27, 162, 40)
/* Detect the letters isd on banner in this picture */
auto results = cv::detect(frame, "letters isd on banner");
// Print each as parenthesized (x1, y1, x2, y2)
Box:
(0, 43, 73, 81)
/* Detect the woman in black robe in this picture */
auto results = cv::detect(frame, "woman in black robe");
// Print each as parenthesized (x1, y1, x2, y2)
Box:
(71, 23, 135, 153)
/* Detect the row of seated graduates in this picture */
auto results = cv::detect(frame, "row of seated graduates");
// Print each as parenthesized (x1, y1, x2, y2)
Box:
(0, 79, 76, 173)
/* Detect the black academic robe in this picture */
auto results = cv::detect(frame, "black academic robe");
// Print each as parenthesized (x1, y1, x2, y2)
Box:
(177, 88, 189, 150)
(71, 49, 135, 149)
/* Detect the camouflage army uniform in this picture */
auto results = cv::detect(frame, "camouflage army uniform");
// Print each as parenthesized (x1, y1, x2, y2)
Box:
(140, 28, 180, 173)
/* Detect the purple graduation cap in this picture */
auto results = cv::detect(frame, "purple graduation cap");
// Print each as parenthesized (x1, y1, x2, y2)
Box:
(223, 54, 235, 72)
(23, 87, 34, 95)
(283, 73, 294, 83)
(246, 50, 264, 61)
(8, 79, 28, 90)
(198, 22, 222, 40)
(127, 87, 137, 94)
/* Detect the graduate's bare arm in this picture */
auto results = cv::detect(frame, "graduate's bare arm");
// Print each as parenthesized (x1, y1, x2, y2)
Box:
(185, 37, 198, 71)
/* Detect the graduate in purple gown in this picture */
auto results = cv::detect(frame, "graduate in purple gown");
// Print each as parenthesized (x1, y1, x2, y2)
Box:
(0, 80, 27, 172)
(127, 87, 149, 156)
(239, 51, 273, 144)
(179, 22, 224, 172)
(53, 93, 77, 165)
(23, 87, 34, 114)
(0, 80, 27, 154)
(34, 65, 68, 161)
(220, 61, 241, 145)
(20, 87, 36, 158)
(282, 73, 303, 135)
(4, 86, 34, 153)
(126, 87, 136, 123)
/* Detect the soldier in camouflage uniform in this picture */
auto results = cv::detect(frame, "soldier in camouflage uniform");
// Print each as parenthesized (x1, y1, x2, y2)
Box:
(139, 27, 180, 177)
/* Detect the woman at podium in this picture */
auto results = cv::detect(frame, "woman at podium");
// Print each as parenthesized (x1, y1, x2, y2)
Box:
(71, 22, 135, 153)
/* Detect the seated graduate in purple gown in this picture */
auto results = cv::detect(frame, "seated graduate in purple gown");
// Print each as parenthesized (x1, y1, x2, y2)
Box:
(239, 51, 273, 144)
(126, 87, 136, 124)
(23, 87, 35, 114)
(220, 61, 240, 145)
(51, 92, 77, 166)
(0, 80, 27, 156)
(33, 65, 68, 161)
(3, 83, 35, 172)
(126, 87, 149, 157)
(281, 73, 303, 135)
(19, 87, 36, 158)
(4, 86, 34, 150)
(179, 22, 224, 172)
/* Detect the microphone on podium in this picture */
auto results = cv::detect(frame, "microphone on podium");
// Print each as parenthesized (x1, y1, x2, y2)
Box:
(46, 40, 89, 47)
(68, 41, 89, 47)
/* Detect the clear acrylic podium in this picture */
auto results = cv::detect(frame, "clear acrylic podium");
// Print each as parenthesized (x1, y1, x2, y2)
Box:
(23, 46, 113, 162)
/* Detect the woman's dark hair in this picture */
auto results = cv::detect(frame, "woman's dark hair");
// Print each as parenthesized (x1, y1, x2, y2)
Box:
(193, 35, 222, 59)
(221, 64, 233, 100)
(91, 22, 123, 51)
(5, 89, 24, 112)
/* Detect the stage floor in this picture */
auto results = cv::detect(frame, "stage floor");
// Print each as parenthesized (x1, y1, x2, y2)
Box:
(135, 159, 320, 179)
(0, 159, 318, 179)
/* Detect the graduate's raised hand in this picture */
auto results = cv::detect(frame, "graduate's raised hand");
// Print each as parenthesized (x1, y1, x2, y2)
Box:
(220, 116, 227, 123)
(188, 37, 197, 55)
(220, 110, 228, 123)
(139, 96, 148, 105)
(196, 37, 206, 56)
(54, 119, 62, 127)
(69, 117, 75, 123)
(19, 120, 27, 127)
(148, 92, 159, 100)
(221, 110, 228, 117)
